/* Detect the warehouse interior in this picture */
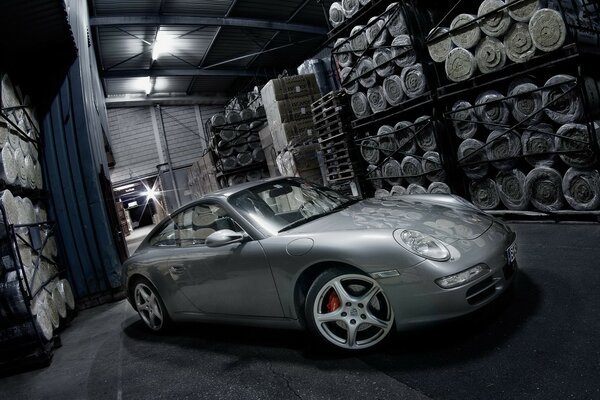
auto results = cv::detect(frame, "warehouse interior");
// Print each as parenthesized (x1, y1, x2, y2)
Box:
(1, 0, 599, 399)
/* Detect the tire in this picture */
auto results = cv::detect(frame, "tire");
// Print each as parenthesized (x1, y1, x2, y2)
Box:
(131, 277, 170, 332)
(305, 269, 394, 351)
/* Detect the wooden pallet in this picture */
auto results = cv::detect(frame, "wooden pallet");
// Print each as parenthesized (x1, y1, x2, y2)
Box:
(327, 168, 356, 183)
(311, 91, 348, 112)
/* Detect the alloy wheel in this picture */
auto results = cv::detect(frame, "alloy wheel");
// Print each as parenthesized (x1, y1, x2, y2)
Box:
(134, 282, 164, 331)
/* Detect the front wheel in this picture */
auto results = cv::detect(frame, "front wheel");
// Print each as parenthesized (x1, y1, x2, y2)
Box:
(132, 278, 170, 332)
(305, 270, 394, 351)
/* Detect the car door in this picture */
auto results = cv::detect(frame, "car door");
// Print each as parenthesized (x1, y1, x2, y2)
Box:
(168, 202, 284, 318)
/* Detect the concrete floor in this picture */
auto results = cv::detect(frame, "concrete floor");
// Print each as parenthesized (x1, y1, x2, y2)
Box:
(1, 223, 599, 399)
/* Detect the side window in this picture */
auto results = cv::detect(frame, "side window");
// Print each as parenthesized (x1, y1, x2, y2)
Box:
(149, 220, 177, 247)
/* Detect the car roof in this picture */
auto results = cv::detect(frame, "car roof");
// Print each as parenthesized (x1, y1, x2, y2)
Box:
(200, 176, 299, 200)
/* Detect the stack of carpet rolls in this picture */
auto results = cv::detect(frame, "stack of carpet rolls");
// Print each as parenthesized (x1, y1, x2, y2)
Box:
(426, 1, 568, 83)
(448, 73, 600, 211)
(333, 3, 429, 119)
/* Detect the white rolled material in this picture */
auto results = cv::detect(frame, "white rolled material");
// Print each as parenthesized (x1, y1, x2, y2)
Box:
(401, 156, 426, 185)
(351, 92, 371, 118)
(543, 75, 583, 124)
(394, 121, 417, 154)
(334, 39, 354, 68)
(340, 67, 359, 95)
(414, 116, 437, 152)
(458, 139, 489, 179)
(373, 48, 395, 77)
(383, 75, 405, 106)
(361, 138, 380, 164)
(422, 151, 446, 182)
(44, 293, 60, 329)
(350, 25, 369, 56)
(486, 129, 522, 170)
(377, 125, 398, 156)
(329, 2, 345, 28)
(446, 47, 477, 83)
(34, 308, 54, 342)
(504, 22, 536, 63)
(407, 184, 427, 194)
(383, 159, 403, 186)
(51, 283, 67, 319)
(496, 169, 530, 210)
(367, 164, 383, 189)
(428, 182, 451, 194)
(555, 123, 596, 168)
(58, 279, 75, 310)
(522, 123, 558, 167)
(0, 145, 17, 185)
(529, 8, 567, 52)
(475, 37, 507, 74)
(427, 27, 454, 63)
(562, 168, 600, 211)
(478, 0, 512, 37)
(386, 3, 408, 37)
(357, 58, 377, 88)
(366, 16, 389, 47)
(391, 35, 417, 68)
(401, 63, 427, 99)
(367, 86, 388, 113)
(390, 185, 406, 196)
(508, 80, 543, 123)
(525, 167, 564, 212)
(0, 189, 18, 224)
(507, 0, 541, 22)
(226, 111, 241, 125)
(342, 0, 360, 19)
(475, 91, 510, 130)
(450, 14, 481, 49)
(469, 178, 500, 209)
(451, 100, 478, 139)
(374, 189, 391, 198)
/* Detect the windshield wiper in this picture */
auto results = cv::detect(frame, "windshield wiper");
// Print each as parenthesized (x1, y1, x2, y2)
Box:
(278, 198, 360, 233)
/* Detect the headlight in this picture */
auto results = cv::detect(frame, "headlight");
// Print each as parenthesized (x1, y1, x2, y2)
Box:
(435, 264, 490, 289)
(394, 230, 450, 261)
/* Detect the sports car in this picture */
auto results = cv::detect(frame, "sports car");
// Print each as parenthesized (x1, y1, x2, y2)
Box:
(124, 177, 517, 350)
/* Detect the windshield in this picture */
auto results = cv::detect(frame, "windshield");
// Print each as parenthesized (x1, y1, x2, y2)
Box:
(228, 179, 355, 236)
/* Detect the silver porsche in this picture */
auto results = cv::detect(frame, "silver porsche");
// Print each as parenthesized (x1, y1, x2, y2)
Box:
(124, 177, 517, 350)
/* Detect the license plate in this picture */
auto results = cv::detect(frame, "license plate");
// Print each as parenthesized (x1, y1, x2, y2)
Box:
(506, 242, 517, 264)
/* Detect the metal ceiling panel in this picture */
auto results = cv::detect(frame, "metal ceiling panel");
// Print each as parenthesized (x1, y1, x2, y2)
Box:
(154, 76, 195, 93)
(229, 0, 304, 21)
(202, 27, 274, 68)
(162, 0, 234, 16)
(105, 78, 152, 95)
(189, 76, 238, 93)
(97, 26, 155, 70)
(94, 0, 163, 16)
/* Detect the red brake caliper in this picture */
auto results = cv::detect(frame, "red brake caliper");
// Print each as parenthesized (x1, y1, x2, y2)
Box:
(326, 290, 340, 313)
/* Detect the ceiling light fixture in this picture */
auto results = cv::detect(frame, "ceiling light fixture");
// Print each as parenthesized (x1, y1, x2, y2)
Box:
(144, 76, 152, 95)
(152, 30, 174, 60)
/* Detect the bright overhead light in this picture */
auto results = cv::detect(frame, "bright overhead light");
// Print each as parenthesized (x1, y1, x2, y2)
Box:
(144, 76, 152, 95)
(152, 30, 175, 60)
(133, 76, 153, 94)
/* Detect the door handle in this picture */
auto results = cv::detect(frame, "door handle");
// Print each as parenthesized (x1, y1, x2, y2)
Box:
(169, 265, 185, 275)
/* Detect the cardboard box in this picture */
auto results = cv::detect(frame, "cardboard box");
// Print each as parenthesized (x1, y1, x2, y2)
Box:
(261, 74, 320, 104)
(270, 117, 315, 152)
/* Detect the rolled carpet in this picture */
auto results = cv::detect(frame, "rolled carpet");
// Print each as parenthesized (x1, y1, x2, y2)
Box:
(382, 159, 403, 186)
(529, 8, 567, 52)
(475, 36, 507, 74)
(368, 86, 388, 113)
(469, 178, 500, 209)
(210, 114, 226, 131)
(508, 80, 543, 123)
(414, 116, 437, 152)
(222, 156, 238, 171)
(386, 3, 408, 37)
(555, 123, 596, 168)
(350, 25, 369, 56)
(340, 67, 359, 95)
(360, 138, 380, 164)
(458, 138, 489, 179)
(329, 2, 345, 28)
(562, 167, 600, 211)
(240, 109, 253, 121)
(252, 148, 265, 163)
(226, 111, 241, 125)
(373, 48, 395, 77)
(374, 189, 391, 198)
(478, 0, 512, 37)
(367, 164, 384, 189)
(428, 182, 451, 194)
(507, 0, 541, 22)
(401, 63, 427, 98)
(504, 22, 536, 63)
(366, 16, 389, 48)
(401, 156, 426, 185)
(334, 39, 354, 68)
(357, 58, 377, 88)
(427, 27, 454, 63)
(525, 167, 564, 212)
(0, 146, 17, 185)
(351, 92, 371, 118)
(450, 100, 478, 139)
(521, 123, 558, 167)
(391, 35, 417, 68)
(246, 170, 263, 182)
(390, 185, 407, 196)
(383, 75, 405, 106)
(475, 91, 510, 130)
(377, 125, 398, 156)
(237, 152, 254, 167)
(450, 14, 481, 49)
(496, 169, 530, 210)
(446, 47, 477, 83)
(542, 75, 583, 124)
(407, 184, 427, 194)
(486, 129, 522, 170)
(394, 121, 418, 154)
(342, 0, 359, 19)
(422, 151, 447, 182)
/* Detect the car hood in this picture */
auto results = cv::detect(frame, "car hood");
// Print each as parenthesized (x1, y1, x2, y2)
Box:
(285, 196, 494, 243)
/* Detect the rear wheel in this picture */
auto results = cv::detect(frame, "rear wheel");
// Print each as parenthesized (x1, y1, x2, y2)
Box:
(305, 270, 394, 351)
(132, 278, 170, 332)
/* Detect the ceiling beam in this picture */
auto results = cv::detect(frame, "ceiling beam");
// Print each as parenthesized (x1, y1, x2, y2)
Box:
(105, 95, 229, 108)
(89, 16, 327, 35)
(103, 68, 274, 78)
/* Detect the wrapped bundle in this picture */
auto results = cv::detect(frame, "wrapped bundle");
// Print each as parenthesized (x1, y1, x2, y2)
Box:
(486, 129, 522, 170)
(458, 139, 489, 179)
(368, 86, 388, 113)
(504, 23, 536, 63)
(522, 123, 558, 167)
(450, 14, 481, 49)
(233, 135, 249, 153)
(350, 25, 369, 56)
(228, 174, 247, 186)
(236, 123, 250, 135)
(340, 67, 359, 95)
(49, 281, 67, 319)
(382, 159, 403, 185)
(226, 111, 241, 125)
(555, 123, 596, 168)
(446, 47, 477, 83)
(507, 0, 541, 22)
(351, 92, 371, 118)
(246, 170, 263, 182)
(427, 27, 454, 63)
(475, 37, 507, 74)
(401, 156, 426, 185)
(210, 114, 226, 131)
(407, 184, 427, 194)
(529, 8, 567, 52)
(377, 125, 398, 156)
(0, 145, 17, 185)
(422, 151, 446, 182)
(414, 116, 437, 152)
(34, 307, 54, 342)
(373, 48, 395, 77)
(391, 185, 407, 196)
(395, 121, 417, 154)
(428, 182, 451, 194)
(542, 75, 583, 124)
(400, 63, 427, 98)
(374, 189, 391, 198)
(361, 138, 380, 164)
(450, 100, 478, 139)
(240, 109, 253, 121)
(254, 106, 266, 118)
(469, 178, 501, 209)
(386, 3, 408, 37)
(329, 2, 345, 28)
(334, 39, 354, 68)
(475, 91, 510, 130)
(525, 167, 564, 212)
(478, 0, 512, 37)
(252, 148, 265, 163)
(342, 0, 359, 19)
(367, 164, 383, 189)
(366, 17, 389, 47)
(357, 58, 377, 88)
(508, 80, 543, 123)
(57, 279, 75, 311)
(391, 35, 417, 67)
(562, 168, 600, 211)
(218, 140, 234, 157)
(496, 169, 530, 210)
(383, 75, 405, 106)
(248, 134, 262, 149)
(222, 156, 238, 171)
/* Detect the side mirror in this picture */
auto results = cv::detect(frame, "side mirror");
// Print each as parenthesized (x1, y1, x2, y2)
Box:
(205, 229, 247, 248)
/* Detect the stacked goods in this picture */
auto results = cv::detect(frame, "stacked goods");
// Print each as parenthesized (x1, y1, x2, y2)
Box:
(261, 74, 321, 152)
(187, 152, 220, 199)
(276, 143, 323, 185)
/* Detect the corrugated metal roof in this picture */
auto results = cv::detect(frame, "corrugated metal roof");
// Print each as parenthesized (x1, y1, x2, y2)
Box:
(162, 0, 234, 16)
(94, 0, 163, 16)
